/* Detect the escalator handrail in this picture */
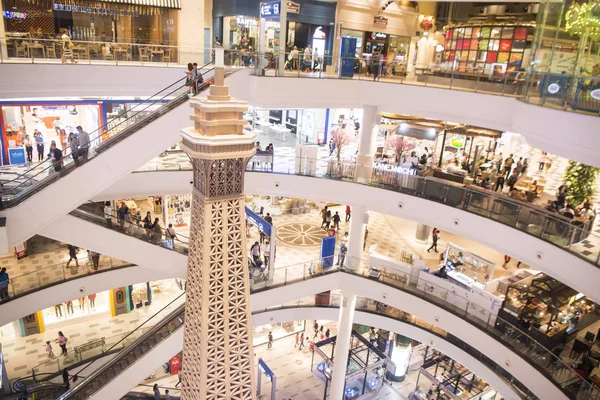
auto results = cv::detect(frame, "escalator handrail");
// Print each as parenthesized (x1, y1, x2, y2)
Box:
(2, 64, 216, 207)
(57, 293, 186, 399)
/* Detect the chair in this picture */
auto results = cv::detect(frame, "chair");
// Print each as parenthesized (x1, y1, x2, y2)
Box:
(138, 47, 150, 62)
(16, 44, 28, 57)
(46, 45, 56, 59)
(162, 50, 171, 62)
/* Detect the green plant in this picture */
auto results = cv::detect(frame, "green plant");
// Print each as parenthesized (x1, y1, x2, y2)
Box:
(563, 161, 599, 206)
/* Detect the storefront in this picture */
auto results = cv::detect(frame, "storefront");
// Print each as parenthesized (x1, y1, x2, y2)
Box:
(214, 0, 336, 60)
(499, 273, 599, 349)
(0, 101, 103, 165)
(2, 0, 180, 45)
(439, 22, 535, 77)
(253, 320, 305, 346)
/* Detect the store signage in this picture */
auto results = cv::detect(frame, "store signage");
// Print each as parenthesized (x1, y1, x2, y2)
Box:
(53, 3, 140, 17)
(245, 206, 272, 236)
(547, 83, 561, 94)
(237, 16, 258, 26)
(374, 16, 388, 26)
(287, 1, 300, 14)
(8, 148, 26, 165)
(450, 137, 465, 148)
(3, 11, 27, 19)
(374, 162, 417, 176)
(591, 89, 600, 101)
(260, 1, 280, 18)
(370, 32, 387, 40)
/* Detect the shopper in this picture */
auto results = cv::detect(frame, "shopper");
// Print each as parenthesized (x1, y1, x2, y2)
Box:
(363, 226, 369, 250)
(88, 293, 96, 309)
(78, 296, 85, 311)
(320, 206, 328, 229)
(325, 328, 330, 339)
(61, 29, 76, 64)
(76, 126, 91, 162)
(250, 241, 261, 263)
(332, 211, 341, 229)
(325, 210, 332, 229)
(503, 255, 511, 269)
(143, 211, 153, 235)
(345, 205, 351, 222)
(62, 368, 70, 389)
(89, 251, 100, 271)
(267, 331, 273, 349)
(66, 300, 74, 315)
(117, 202, 129, 231)
(0, 268, 9, 301)
(48, 142, 63, 172)
(494, 175, 505, 192)
(336, 243, 347, 266)
(66, 245, 79, 269)
(515, 157, 524, 177)
(54, 304, 63, 318)
(262, 240, 271, 267)
(506, 171, 519, 191)
(503, 154, 514, 178)
(186, 63, 195, 96)
(104, 201, 113, 228)
(45, 341, 54, 358)
(57, 331, 68, 356)
(264, 212, 273, 225)
(34, 131, 44, 162)
(153, 384, 160, 400)
(67, 132, 79, 166)
(302, 45, 312, 72)
(426, 228, 439, 253)
(165, 223, 177, 250)
(23, 135, 33, 163)
(295, 332, 300, 347)
(299, 332, 305, 349)
(151, 218, 162, 245)
(165, 390, 171, 400)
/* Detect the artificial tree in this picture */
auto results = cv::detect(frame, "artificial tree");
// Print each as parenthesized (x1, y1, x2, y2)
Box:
(563, 161, 599, 206)
(387, 136, 416, 164)
(330, 128, 354, 161)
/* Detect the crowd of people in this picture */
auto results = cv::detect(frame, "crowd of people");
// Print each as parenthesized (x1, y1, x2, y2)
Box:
(23, 125, 91, 173)
(185, 62, 205, 96)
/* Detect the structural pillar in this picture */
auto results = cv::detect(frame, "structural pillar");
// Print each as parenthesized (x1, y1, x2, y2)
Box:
(355, 105, 379, 183)
(277, 0, 288, 76)
(179, 48, 257, 400)
(178, 0, 205, 65)
(415, 223, 430, 243)
(346, 205, 367, 270)
(330, 292, 357, 400)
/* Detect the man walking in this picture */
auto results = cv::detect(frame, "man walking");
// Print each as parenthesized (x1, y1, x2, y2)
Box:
(267, 331, 273, 349)
(332, 211, 341, 229)
(76, 126, 91, 162)
(426, 228, 439, 253)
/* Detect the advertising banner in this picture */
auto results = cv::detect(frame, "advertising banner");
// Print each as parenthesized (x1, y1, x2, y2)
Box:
(320, 236, 336, 268)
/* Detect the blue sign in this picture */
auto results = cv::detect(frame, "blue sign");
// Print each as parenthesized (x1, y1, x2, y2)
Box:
(339, 37, 357, 78)
(321, 236, 336, 269)
(258, 359, 274, 382)
(245, 207, 272, 237)
(8, 148, 26, 165)
(260, 1, 280, 18)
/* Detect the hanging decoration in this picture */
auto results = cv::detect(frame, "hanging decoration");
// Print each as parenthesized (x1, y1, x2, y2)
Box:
(565, 1, 600, 42)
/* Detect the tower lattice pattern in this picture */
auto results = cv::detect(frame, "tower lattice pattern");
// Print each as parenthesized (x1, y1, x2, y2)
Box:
(180, 156, 255, 400)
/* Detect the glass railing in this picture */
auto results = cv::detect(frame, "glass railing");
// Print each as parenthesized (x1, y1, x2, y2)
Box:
(258, 296, 539, 400)
(58, 298, 186, 400)
(247, 51, 535, 98)
(338, 257, 599, 400)
(31, 292, 185, 381)
(0, 255, 130, 305)
(135, 152, 600, 266)
(0, 66, 217, 209)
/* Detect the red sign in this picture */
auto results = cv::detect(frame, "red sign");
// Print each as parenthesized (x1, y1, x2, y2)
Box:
(170, 354, 181, 375)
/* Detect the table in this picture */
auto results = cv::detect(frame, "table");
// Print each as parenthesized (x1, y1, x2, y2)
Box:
(268, 124, 291, 142)
(151, 50, 164, 62)
(114, 48, 130, 61)
(28, 44, 45, 58)
(72, 46, 89, 60)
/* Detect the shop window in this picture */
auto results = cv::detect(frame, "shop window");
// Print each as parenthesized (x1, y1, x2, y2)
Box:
(490, 27, 502, 39)
(497, 52, 509, 63)
(514, 27, 528, 40)
(486, 52, 498, 63)
(499, 39, 512, 52)
(488, 40, 499, 51)
(512, 40, 526, 52)
(501, 27, 514, 39)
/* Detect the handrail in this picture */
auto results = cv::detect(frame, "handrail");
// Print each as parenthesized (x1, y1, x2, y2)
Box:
(58, 299, 186, 400)
(0, 65, 214, 208)
(134, 152, 600, 266)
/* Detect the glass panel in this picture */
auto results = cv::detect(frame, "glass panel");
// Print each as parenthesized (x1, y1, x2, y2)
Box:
(464, 27, 473, 38)
(468, 51, 477, 62)
(486, 52, 498, 63)
(488, 40, 500, 51)
(470, 39, 479, 50)
(456, 40, 464, 50)
(512, 40, 526, 52)
(501, 27, 514, 39)
(481, 27, 491, 38)
(499, 39, 512, 52)
(490, 27, 502, 39)
(514, 27, 528, 39)
(498, 52, 509, 63)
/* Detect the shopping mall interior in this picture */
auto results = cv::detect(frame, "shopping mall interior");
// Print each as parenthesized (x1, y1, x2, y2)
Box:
(0, 0, 600, 399)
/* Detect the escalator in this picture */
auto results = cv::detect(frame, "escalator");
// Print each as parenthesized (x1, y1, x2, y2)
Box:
(0, 65, 236, 246)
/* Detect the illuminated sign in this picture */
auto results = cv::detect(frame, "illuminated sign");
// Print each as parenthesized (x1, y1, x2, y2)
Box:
(374, 16, 388, 26)
(370, 32, 387, 40)
(53, 3, 139, 17)
(547, 83, 560, 94)
(260, 1, 280, 18)
(287, 1, 300, 14)
(237, 16, 258, 26)
(450, 137, 465, 148)
(3, 11, 27, 19)
(591, 89, 600, 101)
(245, 207, 271, 236)
(374, 163, 417, 176)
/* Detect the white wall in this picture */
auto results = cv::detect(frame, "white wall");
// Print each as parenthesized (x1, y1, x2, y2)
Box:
(336, 1, 418, 38)
(97, 171, 600, 305)
(0, 266, 170, 327)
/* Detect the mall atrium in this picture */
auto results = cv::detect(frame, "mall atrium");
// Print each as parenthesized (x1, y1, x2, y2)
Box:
(0, 0, 599, 399)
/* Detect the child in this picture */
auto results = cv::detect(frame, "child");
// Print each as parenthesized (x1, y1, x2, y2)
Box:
(45, 341, 54, 358)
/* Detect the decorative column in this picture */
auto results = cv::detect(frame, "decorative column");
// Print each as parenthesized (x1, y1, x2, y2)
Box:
(356, 105, 379, 183)
(415, 223, 430, 243)
(346, 205, 367, 270)
(330, 292, 357, 399)
(179, 50, 257, 400)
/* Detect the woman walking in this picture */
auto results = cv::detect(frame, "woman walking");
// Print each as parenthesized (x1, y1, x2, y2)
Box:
(61, 29, 77, 64)
(57, 331, 69, 356)
(23, 135, 33, 163)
